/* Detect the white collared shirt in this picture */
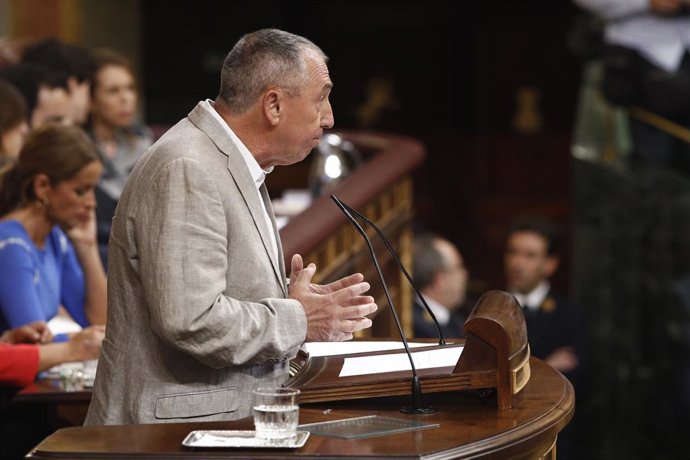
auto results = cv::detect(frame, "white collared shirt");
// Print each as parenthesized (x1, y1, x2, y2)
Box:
(201, 99, 279, 265)
(511, 281, 550, 313)
(574, 0, 690, 72)
(418, 295, 451, 326)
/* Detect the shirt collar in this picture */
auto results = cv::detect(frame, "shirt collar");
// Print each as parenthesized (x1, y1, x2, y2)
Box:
(512, 281, 550, 312)
(201, 99, 272, 189)
(418, 295, 451, 326)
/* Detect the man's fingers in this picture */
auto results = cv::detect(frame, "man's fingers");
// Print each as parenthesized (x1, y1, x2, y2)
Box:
(327, 318, 373, 341)
(291, 254, 304, 275)
(289, 254, 304, 285)
(303, 302, 376, 341)
(339, 295, 375, 307)
(300, 272, 377, 341)
(338, 303, 378, 320)
(318, 273, 365, 293)
(333, 331, 354, 342)
(329, 281, 371, 304)
(340, 317, 373, 334)
(291, 261, 316, 293)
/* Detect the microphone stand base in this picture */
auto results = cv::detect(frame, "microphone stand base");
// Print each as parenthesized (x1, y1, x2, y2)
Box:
(400, 406, 438, 415)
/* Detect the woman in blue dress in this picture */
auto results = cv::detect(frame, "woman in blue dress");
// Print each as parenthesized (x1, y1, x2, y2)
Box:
(0, 124, 106, 341)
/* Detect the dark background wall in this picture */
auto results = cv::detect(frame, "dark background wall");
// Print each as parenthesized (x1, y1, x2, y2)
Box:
(141, 0, 582, 296)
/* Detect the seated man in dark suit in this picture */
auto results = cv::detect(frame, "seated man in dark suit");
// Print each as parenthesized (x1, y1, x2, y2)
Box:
(504, 216, 584, 381)
(412, 233, 469, 339)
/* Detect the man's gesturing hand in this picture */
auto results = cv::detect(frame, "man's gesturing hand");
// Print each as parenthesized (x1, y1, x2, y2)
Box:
(289, 254, 378, 341)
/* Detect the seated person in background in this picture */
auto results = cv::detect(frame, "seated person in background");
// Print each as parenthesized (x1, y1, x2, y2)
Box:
(86, 48, 153, 267)
(0, 321, 104, 387)
(504, 215, 584, 380)
(0, 37, 22, 67)
(412, 233, 469, 339)
(21, 37, 95, 127)
(0, 124, 107, 339)
(0, 63, 72, 127)
(0, 80, 29, 167)
(572, 0, 690, 173)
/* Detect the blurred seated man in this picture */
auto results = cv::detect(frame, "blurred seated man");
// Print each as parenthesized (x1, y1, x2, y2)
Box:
(22, 37, 95, 126)
(412, 233, 469, 339)
(573, 0, 690, 174)
(504, 215, 584, 380)
(0, 63, 71, 127)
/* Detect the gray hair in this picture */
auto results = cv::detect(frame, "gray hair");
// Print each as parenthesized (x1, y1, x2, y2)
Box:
(217, 29, 327, 115)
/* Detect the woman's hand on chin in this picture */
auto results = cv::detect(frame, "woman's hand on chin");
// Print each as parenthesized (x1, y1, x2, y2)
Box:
(65, 210, 98, 248)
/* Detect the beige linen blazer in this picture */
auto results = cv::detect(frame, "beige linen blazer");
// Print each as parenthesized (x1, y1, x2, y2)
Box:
(85, 102, 307, 425)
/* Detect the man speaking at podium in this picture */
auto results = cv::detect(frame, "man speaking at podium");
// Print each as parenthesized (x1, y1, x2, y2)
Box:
(85, 29, 377, 425)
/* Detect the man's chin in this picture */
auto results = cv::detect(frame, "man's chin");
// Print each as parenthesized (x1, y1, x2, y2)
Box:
(292, 149, 313, 164)
(508, 282, 526, 293)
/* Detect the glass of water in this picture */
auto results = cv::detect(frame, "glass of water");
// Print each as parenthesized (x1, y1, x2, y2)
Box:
(253, 387, 300, 442)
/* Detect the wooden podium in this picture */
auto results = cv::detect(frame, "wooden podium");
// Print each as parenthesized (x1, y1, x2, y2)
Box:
(25, 359, 573, 459)
(288, 290, 530, 410)
(22, 290, 574, 460)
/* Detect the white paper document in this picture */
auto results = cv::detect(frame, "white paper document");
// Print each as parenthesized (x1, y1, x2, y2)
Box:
(47, 315, 82, 335)
(339, 346, 464, 377)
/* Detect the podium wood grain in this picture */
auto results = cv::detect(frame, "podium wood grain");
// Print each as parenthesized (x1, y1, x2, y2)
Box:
(26, 358, 574, 460)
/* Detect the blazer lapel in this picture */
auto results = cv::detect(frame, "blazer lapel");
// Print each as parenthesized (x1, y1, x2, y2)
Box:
(187, 102, 287, 296)
(260, 184, 289, 295)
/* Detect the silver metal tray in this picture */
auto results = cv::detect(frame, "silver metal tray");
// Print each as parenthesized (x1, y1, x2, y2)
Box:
(182, 430, 310, 448)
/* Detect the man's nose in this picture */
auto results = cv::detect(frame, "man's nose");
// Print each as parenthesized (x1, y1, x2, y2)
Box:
(321, 101, 334, 129)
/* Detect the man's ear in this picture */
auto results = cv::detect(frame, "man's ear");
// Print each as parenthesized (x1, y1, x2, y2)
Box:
(263, 88, 282, 127)
(544, 255, 559, 278)
(430, 270, 445, 291)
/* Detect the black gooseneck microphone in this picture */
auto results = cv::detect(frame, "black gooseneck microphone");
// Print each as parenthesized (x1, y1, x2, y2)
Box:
(333, 197, 446, 346)
(331, 194, 437, 414)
